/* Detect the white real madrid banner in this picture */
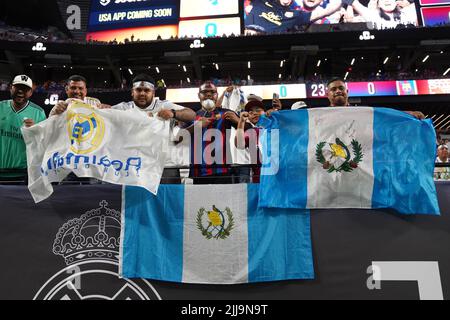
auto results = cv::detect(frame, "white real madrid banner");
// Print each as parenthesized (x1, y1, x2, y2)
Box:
(22, 100, 169, 203)
(120, 184, 314, 284)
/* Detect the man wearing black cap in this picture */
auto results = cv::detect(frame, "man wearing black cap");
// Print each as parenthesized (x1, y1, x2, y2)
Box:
(235, 100, 266, 183)
(0, 75, 46, 179)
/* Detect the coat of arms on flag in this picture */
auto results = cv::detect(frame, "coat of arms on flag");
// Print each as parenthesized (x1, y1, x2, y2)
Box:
(120, 184, 314, 284)
(196, 205, 234, 240)
(316, 138, 364, 173)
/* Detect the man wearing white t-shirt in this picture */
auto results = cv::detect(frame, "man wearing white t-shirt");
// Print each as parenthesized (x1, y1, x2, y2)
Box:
(112, 74, 196, 183)
(111, 74, 195, 121)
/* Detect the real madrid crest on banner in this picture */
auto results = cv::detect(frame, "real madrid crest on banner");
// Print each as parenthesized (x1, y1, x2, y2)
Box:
(34, 201, 161, 300)
(196, 205, 234, 240)
(66, 101, 106, 155)
(316, 138, 364, 173)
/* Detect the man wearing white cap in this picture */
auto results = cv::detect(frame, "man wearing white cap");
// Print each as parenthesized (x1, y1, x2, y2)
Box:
(0, 75, 46, 177)
(291, 101, 308, 110)
(246, 93, 263, 103)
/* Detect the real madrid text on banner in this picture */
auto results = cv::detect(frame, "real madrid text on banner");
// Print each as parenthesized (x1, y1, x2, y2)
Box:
(120, 184, 314, 284)
(22, 100, 170, 203)
(258, 107, 440, 215)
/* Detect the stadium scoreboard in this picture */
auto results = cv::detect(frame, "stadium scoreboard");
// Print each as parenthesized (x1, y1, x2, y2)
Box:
(87, 0, 241, 41)
(306, 79, 450, 98)
(87, 0, 449, 41)
(162, 79, 450, 104)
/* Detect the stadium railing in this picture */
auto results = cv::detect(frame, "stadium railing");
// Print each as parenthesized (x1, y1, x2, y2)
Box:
(1, 163, 449, 185)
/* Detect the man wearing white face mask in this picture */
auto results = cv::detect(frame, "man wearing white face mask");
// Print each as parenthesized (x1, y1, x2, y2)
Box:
(188, 81, 245, 184)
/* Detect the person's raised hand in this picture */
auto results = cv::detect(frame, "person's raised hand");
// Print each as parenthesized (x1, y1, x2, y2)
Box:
(23, 118, 35, 128)
(223, 111, 239, 124)
(239, 111, 250, 122)
(157, 109, 175, 120)
(50, 101, 68, 116)
(405, 111, 425, 120)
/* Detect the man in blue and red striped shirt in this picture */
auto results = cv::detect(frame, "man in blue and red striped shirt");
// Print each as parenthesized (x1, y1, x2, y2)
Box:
(188, 82, 245, 184)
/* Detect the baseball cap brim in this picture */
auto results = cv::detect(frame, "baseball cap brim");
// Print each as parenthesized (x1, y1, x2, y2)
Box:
(12, 75, 33, 89)
(245, 100, 265, 112)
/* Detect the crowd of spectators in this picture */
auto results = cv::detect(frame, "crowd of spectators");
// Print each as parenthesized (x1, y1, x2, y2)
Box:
(0, 20, 69, 42)
(166, 69, 447, 89)
(0, 67, 447, 94)
(435, 139, 450, 180)
(1, 18, 449, 46)
(0, 72, 448, 186)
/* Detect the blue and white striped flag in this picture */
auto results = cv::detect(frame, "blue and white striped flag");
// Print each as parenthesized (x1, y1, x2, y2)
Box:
(258, 107, 440, 215)
(120, 184, 314, 284)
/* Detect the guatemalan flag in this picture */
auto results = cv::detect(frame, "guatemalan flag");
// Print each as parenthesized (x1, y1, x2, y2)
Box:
(258, 107, 440, 215)
(120, 184, 314, 284)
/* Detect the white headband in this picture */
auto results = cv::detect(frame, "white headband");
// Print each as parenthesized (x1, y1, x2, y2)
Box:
(133, 81, 155, 89)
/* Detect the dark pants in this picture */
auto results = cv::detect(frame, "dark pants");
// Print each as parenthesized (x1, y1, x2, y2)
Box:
(161, 168, 181, 184)
(0, 169, 27, 184)
(193, 174, 234, 185)
(0, 175, 27, 184)
(235, 166, 251, 183)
